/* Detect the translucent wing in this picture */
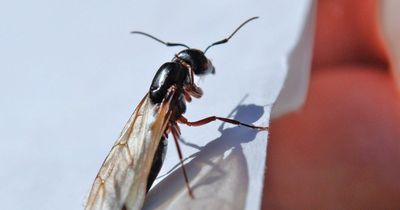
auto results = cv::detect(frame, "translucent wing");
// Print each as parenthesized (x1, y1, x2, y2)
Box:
(84, 94, 172, 210)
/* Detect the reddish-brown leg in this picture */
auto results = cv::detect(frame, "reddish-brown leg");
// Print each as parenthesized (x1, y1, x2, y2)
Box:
(179, 115, 268, 131)
(170, 124, 195, 198)
(183, 91, 192, 102)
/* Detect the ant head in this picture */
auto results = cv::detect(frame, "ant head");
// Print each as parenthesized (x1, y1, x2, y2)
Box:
(174, 49, 215, 75)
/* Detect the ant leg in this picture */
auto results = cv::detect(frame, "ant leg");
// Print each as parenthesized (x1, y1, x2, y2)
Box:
(170, 124, 195, 199)
(178, 115, 268, 131)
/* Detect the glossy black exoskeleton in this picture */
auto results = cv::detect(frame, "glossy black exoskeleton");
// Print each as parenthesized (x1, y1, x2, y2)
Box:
(131, 17, 265, 197)
(149, 62, 189, 104)
(145, 49, 215, 191)
(174, 49, 216, 75)
(149, 49, 215, 121)
(149, 49, 215, 101)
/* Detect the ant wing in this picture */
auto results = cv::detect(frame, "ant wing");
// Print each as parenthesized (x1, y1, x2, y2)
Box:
(84, 92, 173, 210)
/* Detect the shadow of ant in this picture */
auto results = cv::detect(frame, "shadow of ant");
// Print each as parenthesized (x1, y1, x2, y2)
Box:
(143, 95, 266, 210)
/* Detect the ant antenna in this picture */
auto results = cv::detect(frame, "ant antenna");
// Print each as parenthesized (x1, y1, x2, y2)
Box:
(204, 16, 259, 54)
(131, 31, 190, 49)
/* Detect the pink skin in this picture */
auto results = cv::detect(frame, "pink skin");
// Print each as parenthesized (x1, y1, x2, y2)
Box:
(263, 0, 400, 209)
